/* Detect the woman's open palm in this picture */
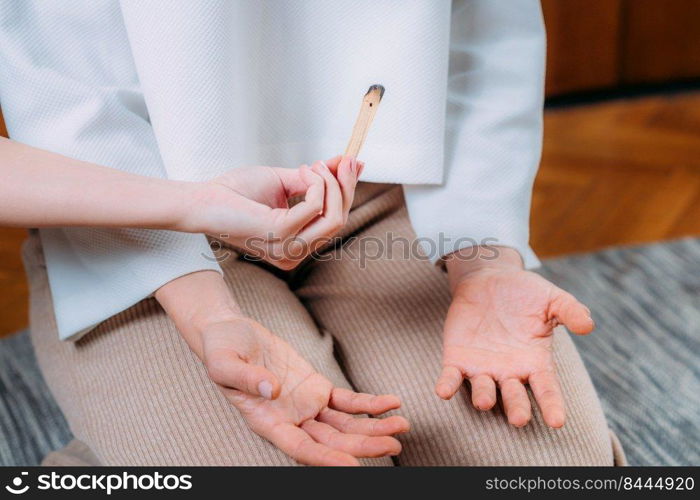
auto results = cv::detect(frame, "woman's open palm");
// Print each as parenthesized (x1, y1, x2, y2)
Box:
(201, 317, 409, 466)
(436, 268, 594, 428)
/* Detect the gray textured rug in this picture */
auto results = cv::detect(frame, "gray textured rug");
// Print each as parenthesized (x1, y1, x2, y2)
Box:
(538, 237, 700, 466)
(1, 238, 698, 466)
(0, 332, 71, 466)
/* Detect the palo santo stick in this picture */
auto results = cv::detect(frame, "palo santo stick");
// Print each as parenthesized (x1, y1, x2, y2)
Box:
(344, 84, 385, 157)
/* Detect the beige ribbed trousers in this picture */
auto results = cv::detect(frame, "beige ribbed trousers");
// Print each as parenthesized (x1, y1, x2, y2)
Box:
(25, 183, 625, 466)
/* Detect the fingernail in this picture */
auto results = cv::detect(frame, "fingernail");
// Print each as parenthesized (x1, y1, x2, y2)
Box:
(350, 158, 357, 174)
(258, 380, 273, 399)
(358, 161, 365, 177)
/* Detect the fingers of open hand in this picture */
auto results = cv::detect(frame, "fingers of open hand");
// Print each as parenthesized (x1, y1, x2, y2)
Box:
(459, 371, 565, 429)
(292, 390, 407, 461)
(469, 375, 497, 410)
(435, 353, 563, 427)
(253, 389, 407, 465)
(205, 351, 281, 400)
(550, 289, 595, 335)
(500, 378, 532, 427)
(435, 365, 463, 400)
(529, 370, 566, 428)
(301, 420, 402, 458)
(267, 423, 360, 466)
(329, 388, 401, 415)
(318, 408, 410, 436)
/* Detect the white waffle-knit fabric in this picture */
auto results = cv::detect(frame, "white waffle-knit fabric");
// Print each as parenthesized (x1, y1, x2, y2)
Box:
(0, 0, 544, 340)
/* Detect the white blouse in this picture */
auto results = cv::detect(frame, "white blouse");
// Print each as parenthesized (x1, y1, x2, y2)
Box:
(0, 0, 544, 340)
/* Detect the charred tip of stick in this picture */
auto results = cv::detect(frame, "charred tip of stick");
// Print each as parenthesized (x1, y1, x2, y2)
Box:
(366, 84, 385, 100)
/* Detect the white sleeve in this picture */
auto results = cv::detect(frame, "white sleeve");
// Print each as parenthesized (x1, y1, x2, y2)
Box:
(402, 0, 545, 268)
(0, 1, 221, 340)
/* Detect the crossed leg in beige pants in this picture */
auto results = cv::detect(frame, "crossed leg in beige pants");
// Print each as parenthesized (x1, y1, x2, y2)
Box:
(26, 184, 625, 466)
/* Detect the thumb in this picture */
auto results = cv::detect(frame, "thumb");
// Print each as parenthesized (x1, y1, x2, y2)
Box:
(206, 353, 281, 399)
(549, 289, 595, 335)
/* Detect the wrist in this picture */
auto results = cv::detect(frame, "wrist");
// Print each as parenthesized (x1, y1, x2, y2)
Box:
(445, 246, 524, 292)
(155, 270, 244, 356)
(168, 181, 210, 233)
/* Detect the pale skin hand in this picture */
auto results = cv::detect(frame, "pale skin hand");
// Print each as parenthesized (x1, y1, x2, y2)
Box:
(202, 318, 408, 466)
(157, 271, 409, 466)
(436, 247, 595, 428)
(189, 155, 363, 270)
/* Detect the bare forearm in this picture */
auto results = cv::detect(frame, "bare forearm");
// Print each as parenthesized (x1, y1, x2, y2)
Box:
(0, 137, 195, 229)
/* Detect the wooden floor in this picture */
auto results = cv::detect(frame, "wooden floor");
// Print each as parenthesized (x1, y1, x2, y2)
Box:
(0, 227, 28, 337)
(533, 92, 700, 256)
(1, 92, 700, 337)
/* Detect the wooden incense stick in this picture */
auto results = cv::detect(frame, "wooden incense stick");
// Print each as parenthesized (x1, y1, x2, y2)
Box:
(344, 84, 385, 157)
